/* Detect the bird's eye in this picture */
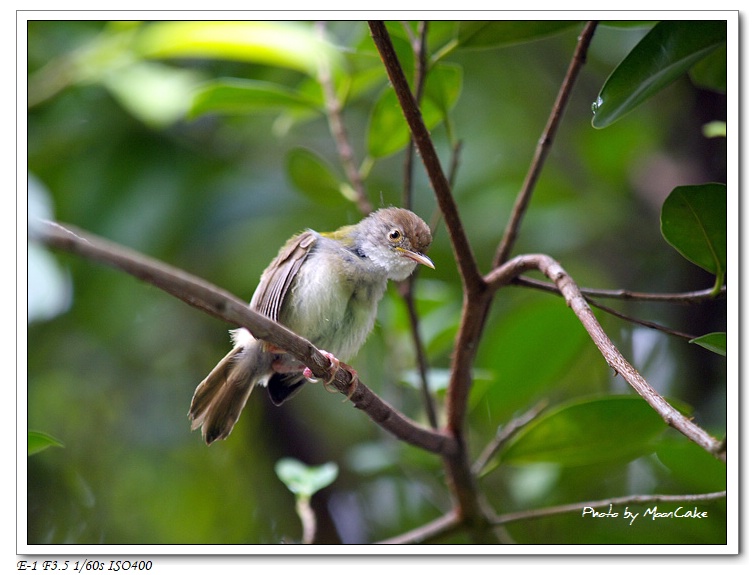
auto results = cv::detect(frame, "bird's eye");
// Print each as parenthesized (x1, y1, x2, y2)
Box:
(388, 229, 402, 242)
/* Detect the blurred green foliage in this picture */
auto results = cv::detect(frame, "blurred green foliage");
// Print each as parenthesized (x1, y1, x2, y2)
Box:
(27, 20, 727, 545)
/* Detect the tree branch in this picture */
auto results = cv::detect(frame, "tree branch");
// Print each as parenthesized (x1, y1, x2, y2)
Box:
(369, 20, 483, 293)
(485, 255, 726, 462)
(494, 21, 599, 266)
(33, 220, 456, 456)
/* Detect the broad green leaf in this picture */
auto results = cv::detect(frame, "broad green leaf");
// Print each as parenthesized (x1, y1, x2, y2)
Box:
(472, 298, 589, 416)
(286, 148, 353, 206)
(689, 44, 727, 93)
(690, 332, 726, 356)
(366, 63, 461, 158)
(423, 62, 463, 119)
(496, 396, 680, 468)
(457, 21, 578, 49)
(660, 183, 726, 288)
(592, 21, 726, 128)
(134, 21, 342, 78)
(189, 79, 321, 118)
(275, 458, 338, 497)
(367, 87, 414, 158)
(29, 430, 64, 456)
(655, 437, 726, 492)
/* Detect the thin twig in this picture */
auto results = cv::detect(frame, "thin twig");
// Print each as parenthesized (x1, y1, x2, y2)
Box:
(586, 298, 697, 340)
(401, 20, 429, 209)
(471, 400, 548, 476)
(494, 491, 726, 525)
(378, 511, 460, 544)
(512, 275, 726, 304)
(394, 21, 437, 429)
(494, 21, 599, 266)
(34, 220, 456, 456)
(315, 22, 373, 216)
(399, 279, 438, 429)
(512, 277, 715, 339)
(484, 255, 726, 462)
(296, 497, 317, 544)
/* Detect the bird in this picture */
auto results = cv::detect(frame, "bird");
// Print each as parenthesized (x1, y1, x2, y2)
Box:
(188, 207, 434, 444)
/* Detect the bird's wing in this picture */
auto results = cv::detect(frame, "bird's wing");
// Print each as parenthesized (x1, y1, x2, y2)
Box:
(250, 230, 318, 322)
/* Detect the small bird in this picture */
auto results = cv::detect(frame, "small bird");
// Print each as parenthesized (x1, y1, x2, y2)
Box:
(189, 207, 434, 444)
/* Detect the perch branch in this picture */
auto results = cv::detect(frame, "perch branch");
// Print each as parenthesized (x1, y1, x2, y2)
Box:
(34, 220, 456, 456)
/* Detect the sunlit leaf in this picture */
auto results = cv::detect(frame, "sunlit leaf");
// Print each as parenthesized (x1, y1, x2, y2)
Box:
(495, 395, 681, 468)
(660, 183, 726, 288)
(592, 21, 726, 128)
(189, 78, 321, 118)
(135, 21, 342, 78)
(275, 458, 338, 497)
(29, 430, 64, 456)
(690, 332, 726, 356)
(103, 61, 204, 127)
(702, 121, 726, 138)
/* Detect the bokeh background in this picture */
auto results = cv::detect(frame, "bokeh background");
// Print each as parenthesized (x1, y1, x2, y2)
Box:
(26, 20, 727, 545)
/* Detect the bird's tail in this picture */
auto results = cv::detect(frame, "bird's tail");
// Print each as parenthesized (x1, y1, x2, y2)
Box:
(188, 346, 258, 444)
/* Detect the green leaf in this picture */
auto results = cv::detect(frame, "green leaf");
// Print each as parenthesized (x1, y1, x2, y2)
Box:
(366, 63, 461, 158)
(189, 79, 321, 119)
(660, 183, 726, 288)
(134, 21, 342, 78)
(473, 298, 589, 416)
(655, 437, 726, 492)
(457, 21, 578, 49)
(275, 458, 338, 498)
(29, 430, 64, 456)
(690, 332, 726, 356)
(592, 21, 726, 128)
(423, 62, 463, 120)
(495, 396, 680, 468)
(286, 148, 353, 206)
(702, 121, 726, 138)
(689, 44, 727, 93)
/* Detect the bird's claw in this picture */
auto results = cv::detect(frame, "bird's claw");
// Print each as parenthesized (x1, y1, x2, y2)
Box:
(303, 350, 358, 401)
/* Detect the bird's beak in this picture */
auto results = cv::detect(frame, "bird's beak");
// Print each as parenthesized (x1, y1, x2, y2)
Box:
(398, 248, 435, 269)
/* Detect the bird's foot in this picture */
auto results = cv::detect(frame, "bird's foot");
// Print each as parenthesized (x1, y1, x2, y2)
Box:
(303, 351, 358, 400)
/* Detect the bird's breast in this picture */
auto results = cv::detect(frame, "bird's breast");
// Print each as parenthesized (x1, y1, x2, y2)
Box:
(281, 249, 388, 359)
